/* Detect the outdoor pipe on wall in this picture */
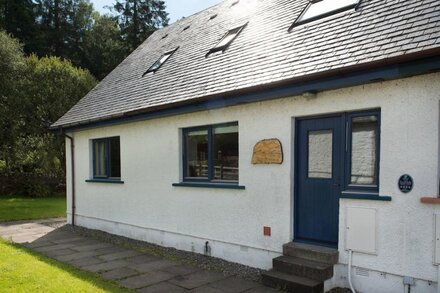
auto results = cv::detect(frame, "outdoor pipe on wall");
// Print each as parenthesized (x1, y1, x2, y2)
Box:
(63, 132, 75, 227)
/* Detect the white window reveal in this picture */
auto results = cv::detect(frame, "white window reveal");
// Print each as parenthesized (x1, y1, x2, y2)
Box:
(293, 0, 359, 27)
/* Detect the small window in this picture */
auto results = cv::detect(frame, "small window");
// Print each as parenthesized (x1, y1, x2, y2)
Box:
(93, 137, 121, 179)
(183, 122, 238, 183)
(291, 0, 359, 28)
(143, 48, 178, 76)
(345, 111, 380, 192)
(210, 14, 217, 20)
(308, 130, 333, 179)
(183, 25, 190, 31)
(231, 0, 239, 7)
(207, 25, 246, 55)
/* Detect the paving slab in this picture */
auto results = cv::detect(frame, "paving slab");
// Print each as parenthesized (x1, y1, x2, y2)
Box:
(55, 250, 100, 262)
(45, 248, 77, 257)
(126, 254, 161, 264)
(189, 286, 227, 293)
(160, 264, 200, 276)
(118, 271, 175, 289)
(169, 270, 226, 290)
(129, 259, 176, 273)
(33, 243, 75, 252)
(243, 286, 281, 293)
(99, 250, 142, 261)
(208, 277, 261, 293)
(69, 257, 106, 268)
(138, 282, 188, 293)
(100, 267, 140, 280)
(94, 246, 127, 256)
(24, 240, 55, 249)
(72, 242, 114, 252)
(82, 259, 130, 273)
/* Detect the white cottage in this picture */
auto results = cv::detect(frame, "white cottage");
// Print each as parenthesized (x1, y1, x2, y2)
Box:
(51, 0, 440, 292)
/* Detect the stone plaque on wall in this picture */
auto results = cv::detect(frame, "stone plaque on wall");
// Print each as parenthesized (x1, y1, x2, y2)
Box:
(251, 139, 283, 164)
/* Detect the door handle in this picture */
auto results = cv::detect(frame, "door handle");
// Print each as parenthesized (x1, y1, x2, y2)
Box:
(333, 183, 341, 187)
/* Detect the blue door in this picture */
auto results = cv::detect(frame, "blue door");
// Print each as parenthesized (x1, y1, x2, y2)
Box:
(295, 116, 343, 248)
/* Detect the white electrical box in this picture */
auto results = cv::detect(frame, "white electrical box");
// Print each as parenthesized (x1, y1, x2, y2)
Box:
(346, 207, 377, 254)
(434, 214, 440, 264)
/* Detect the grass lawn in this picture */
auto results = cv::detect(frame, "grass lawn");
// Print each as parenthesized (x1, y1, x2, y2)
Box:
(0, 196, 66, 222)
(0, 239, 131, 292)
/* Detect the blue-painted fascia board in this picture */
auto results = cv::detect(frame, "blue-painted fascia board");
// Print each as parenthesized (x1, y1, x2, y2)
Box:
(62, 56, 440, 132)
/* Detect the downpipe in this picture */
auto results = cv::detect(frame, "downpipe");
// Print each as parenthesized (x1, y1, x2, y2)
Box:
(348, 250, 357, 293)
(63, 132, 75, 227)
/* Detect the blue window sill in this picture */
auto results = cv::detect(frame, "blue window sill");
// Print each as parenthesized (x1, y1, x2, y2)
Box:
(86, 179, 124, 184)
(172, 182, 245, 190)
(340, 192, 391, 201)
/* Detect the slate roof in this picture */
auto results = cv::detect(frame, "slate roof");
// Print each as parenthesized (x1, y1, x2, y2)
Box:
(52, 0, 440, 129)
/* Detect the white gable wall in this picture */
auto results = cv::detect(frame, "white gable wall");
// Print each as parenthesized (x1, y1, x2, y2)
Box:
(66, 72, 440, 292)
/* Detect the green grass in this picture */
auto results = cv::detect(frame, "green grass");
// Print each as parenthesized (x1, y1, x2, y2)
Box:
(0, 196, 66, 222)
(0, 239, 131, 293)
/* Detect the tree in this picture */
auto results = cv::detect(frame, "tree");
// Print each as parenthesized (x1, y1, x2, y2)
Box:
(82, 14, 126, 80)
(0, 0, 40, 54)
(113, 0, 169, 52)
(34, 0, 94, 65)
(0, 31, 27, 172)
(0, 31, 97, 196)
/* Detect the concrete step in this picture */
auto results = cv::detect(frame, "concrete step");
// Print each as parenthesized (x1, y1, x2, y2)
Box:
(262, 269, 324, 293)
(273, 256, 333, 281)
(283, 242, 338, 265)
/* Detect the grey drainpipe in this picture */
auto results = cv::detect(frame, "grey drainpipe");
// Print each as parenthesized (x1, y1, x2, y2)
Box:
(62, 131, 75, 227)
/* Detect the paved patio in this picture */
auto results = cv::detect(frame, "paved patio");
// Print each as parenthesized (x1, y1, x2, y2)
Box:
(0, 219, 279, 292)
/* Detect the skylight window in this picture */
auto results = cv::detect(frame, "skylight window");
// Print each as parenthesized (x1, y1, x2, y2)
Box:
(231, 0, 239, 7)
(210, 14, 217, 20)
(292, 0, 359, 27)
(207, 24, 246, 56)
(143, 48, 177, 76)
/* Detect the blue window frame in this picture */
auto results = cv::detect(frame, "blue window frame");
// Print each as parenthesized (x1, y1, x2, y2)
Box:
(344, 110, 380, 193)
(182, 122, 239, 183)
(92, 136, 121, 180)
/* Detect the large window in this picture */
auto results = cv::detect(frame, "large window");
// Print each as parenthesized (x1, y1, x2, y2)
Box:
(92, 137, 121, 179)
(207, 25, 246, 55)
(183, 122, 238, 183)
(344, 111, 380, 193)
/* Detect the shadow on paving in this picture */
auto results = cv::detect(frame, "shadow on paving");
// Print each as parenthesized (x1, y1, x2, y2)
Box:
(0, 220, 279, 292)
(1, 239, 129, 292)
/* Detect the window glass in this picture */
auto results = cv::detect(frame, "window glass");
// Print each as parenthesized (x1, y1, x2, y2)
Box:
(213, 125, 239, 181)
(186, 129, 209, 178)
(94, 140, 107, 177)
(298, 0, 358, 23)
(350, 116, 378, 185)
(109, 137, 121, 178)
(210, 26, 245, 54)
(308, 130, 332, 179)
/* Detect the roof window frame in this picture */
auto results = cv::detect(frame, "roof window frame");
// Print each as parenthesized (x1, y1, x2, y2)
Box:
(206, 23, 247, 56)
(289, 0, 361, 31)
(143, 47, 178, 76)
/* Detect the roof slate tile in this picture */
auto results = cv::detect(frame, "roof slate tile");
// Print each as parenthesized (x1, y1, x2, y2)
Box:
(53, 0, 440, 128)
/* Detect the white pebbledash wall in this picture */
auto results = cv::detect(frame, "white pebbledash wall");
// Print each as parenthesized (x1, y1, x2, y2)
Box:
(66, 72, 440, 293)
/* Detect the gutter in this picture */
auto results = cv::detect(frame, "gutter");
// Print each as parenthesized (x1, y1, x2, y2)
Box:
(62, 131, 75, 227)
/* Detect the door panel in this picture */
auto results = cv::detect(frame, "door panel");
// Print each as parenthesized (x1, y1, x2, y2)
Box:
(295, 116, 343, 247)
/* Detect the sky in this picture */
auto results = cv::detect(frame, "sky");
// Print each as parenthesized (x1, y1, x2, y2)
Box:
(91, 0, 222, 23)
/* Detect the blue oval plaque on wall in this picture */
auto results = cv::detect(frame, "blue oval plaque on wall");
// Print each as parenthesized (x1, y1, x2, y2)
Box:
(398, 174, 413, 193)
